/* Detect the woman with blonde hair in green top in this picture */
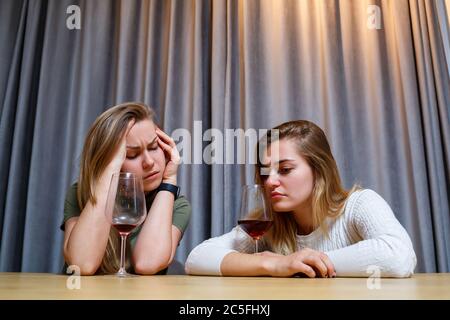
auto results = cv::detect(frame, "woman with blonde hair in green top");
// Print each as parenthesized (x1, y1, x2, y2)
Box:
(62, 102, 191, 275)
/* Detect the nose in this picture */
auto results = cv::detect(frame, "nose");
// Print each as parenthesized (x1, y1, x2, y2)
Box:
(265, 171, 281, 189)
(142, 150, 155, 169)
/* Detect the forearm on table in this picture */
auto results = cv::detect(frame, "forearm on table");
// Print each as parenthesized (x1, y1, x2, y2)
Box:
(65, 206, 111, 273)
(326, 235, 416, 277)
(132, 190, 175, 273)
(185, 228, 255, 275)
(220, 252, 272, 276)
(64, 171, 114, 273)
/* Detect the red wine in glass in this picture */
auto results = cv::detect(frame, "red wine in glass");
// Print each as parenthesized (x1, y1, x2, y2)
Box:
(105, 172, 147, 277)
(238, 185, 272, 253)
(112, 223, 139, 235)
(238, 220, 273, 240)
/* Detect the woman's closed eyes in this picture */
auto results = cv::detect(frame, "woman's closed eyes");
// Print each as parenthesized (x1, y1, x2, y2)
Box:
(126, 142, 159, 159)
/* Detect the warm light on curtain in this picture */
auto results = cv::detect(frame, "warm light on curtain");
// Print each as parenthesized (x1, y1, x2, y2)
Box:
(0, 0, 448, 273)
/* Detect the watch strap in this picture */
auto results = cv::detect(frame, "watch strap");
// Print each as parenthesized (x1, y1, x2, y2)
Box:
(157, 183, 180, 199)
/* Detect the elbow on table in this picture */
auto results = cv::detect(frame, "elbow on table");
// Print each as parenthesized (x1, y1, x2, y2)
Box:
(388, 259, 416, 278)
(79, 266, 99, 276)
(184, 259, 195, 275)
(184, 250, 205, 275)
(134, 258, 170, 275)
(383, 249, 417, 278)
(184, 263, 208, 276)
(184, 250, 222, 276)
(384, 265, 414, 278)
(65, 260, 100, 276)
(63, 248, 101, 276)
(184, 248, 208, 275)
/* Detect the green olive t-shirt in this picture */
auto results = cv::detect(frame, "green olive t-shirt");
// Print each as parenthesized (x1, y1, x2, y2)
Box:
(61, 182, 191, 251)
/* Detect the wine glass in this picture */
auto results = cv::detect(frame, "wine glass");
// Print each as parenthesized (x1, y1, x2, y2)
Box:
(105, 172, 147, 277)
(237, 184, 273, 253)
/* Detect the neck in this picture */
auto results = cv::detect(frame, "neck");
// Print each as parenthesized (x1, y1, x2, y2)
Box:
(292, 201, 314, 235)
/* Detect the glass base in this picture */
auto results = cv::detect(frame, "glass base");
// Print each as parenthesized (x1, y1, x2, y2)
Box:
(114, 269, 138, 278)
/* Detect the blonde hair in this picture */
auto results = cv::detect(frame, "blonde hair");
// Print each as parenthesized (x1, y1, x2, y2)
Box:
(77, 102, 156, 274)
(256, 120, 359, 255)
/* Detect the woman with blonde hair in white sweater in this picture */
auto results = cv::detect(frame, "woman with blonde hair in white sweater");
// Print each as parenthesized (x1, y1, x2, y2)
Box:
(185, 120, 416, 278)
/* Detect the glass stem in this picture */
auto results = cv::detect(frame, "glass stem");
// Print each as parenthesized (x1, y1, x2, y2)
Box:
(119, 234, 127, 273)
(255, 239, 259, 253)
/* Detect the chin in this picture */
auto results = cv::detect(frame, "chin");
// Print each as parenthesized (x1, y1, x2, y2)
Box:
(272, 203, 294, 212)
(144, 178, 162, 192)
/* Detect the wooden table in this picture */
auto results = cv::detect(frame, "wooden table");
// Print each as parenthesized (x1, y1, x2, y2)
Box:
(1, 272, 450, 300)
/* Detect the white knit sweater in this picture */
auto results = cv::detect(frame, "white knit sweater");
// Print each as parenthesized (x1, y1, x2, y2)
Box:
(185, 189, 417, 277)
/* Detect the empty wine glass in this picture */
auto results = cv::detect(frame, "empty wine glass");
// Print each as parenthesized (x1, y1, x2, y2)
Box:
(237, 184, 273, 253)
(105, 172, 147, 277)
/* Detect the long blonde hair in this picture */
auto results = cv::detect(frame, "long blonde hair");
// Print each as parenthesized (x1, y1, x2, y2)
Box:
(77, 102, 155, 274)
(256, 120, 358, 255)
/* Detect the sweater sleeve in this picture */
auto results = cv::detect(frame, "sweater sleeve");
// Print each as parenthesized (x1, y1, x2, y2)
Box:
(185, 226, 255, 275)
(325, 189, 417, 278)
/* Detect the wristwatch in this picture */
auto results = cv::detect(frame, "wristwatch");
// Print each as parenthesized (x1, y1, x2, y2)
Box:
(157, 183, 180, 199)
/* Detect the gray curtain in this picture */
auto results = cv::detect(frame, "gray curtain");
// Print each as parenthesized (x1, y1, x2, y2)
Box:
(0, 0, 449, 274)
(437, 0, 450, 76)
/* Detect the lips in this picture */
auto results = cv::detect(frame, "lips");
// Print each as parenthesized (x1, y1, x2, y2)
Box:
(271, 191, 285, 199)
(144, 171, 159, 180)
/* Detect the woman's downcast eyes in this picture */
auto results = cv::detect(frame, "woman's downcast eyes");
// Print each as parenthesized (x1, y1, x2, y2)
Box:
(126, 154, 138, 160)
(260, 167, 294, 180)
(126, 144, 159, 159)
(279, 167, 293, 174)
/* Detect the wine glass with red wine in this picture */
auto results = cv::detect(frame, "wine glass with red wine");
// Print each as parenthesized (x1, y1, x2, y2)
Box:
(105, 172, 147, 277)
(238, 184, 273, 253)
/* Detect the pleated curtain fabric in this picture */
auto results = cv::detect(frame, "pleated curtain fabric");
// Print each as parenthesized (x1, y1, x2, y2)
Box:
(0, 0, 448, 273)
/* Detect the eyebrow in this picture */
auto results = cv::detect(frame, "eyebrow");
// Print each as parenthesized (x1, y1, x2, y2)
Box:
(259, 158, 296, 168)
(126, 136, 157, 150)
